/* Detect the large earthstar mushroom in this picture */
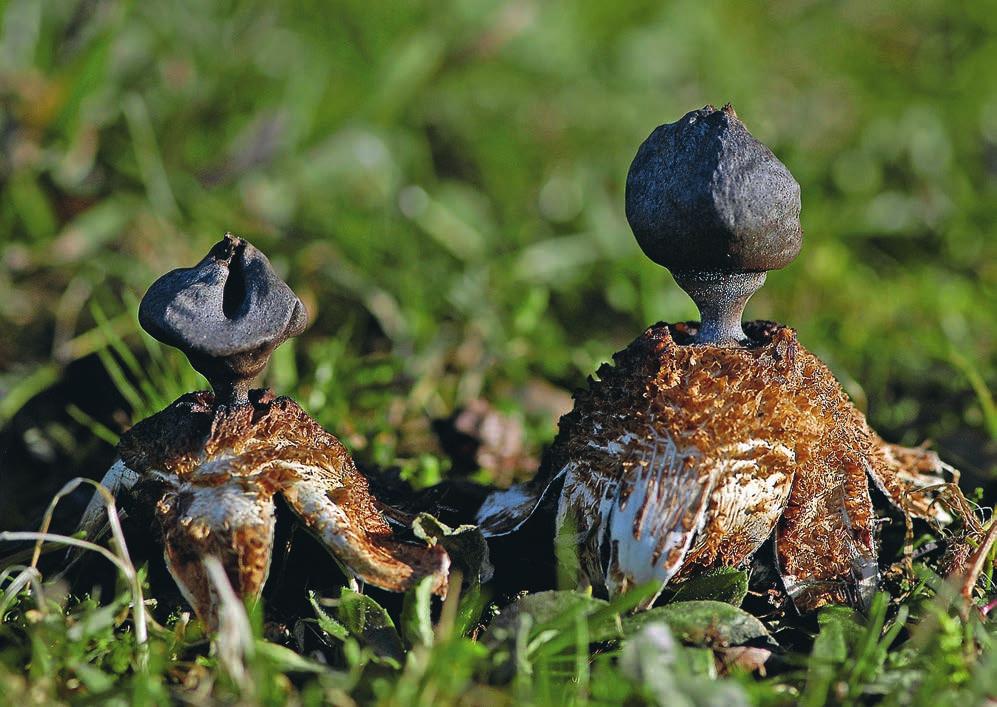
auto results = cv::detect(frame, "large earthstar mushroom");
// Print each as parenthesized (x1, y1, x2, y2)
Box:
(477, 105, 958, 611)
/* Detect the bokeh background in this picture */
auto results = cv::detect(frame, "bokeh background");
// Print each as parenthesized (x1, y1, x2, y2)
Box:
(1, 0, 995, 530)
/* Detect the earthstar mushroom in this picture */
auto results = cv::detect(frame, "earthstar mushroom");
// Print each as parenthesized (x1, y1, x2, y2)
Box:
(78, 234, 449, 628)
(477, 105, 958, 611)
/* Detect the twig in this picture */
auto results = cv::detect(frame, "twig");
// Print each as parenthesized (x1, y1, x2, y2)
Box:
(960, 518, 997, 620)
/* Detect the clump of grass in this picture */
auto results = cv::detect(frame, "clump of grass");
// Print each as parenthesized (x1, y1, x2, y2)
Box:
(0, 477, 149, 654)
(2, 472, 995, 704)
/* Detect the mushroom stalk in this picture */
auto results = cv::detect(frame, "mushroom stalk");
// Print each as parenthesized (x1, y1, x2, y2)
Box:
(202, 369, 253, 408)
(673, 271, 766, 346)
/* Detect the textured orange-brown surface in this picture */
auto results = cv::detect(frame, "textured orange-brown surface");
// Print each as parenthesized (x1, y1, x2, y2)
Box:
(119, 389, 448, 628)
(545, 321, 954, 610)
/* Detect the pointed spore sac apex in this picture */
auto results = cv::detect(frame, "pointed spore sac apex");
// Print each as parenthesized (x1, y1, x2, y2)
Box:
(220, 239, 248, 320)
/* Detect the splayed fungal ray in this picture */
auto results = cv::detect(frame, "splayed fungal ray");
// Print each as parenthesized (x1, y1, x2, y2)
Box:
(477, 104, 960, 612)
(76, 234, 450, 630)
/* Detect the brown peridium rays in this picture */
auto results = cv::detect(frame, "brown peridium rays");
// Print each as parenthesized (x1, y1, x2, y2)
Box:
(76, 234, 450, 630)
(121, 390, 448, 627)
(552, 321, 955, 610)
(478, 322, 958, 611)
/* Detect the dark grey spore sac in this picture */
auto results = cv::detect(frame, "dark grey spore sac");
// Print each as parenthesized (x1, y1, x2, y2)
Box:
(625, 104, 802, 274)
(139, 233, 307, 405)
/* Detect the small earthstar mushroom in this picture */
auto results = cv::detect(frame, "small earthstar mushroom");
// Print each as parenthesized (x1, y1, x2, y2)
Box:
(76, 234, 449, 629)
(476, 104, 959, 611)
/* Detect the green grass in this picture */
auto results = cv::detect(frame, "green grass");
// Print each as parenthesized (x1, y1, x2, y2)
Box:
(1, 0, 995, 704)
(2, 515, 997, 705)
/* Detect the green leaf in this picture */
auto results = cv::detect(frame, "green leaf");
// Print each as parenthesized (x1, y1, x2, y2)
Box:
(669, 567, 749, 606)
(622, 600, 774, 647)
(496, 583, 665, 662)
(811, 606, 864, 664)
(454, 581, 490, 638)
(336, 588, 405, 665)
(7, 172, 57, 241)
(69, 661, 114, 693)
(0, 364, 59, 426)
(482, 590, 608, 650)
(401, 576, 434, 648)
(254, 641, 331, 675)
(309, 591, 348, 642)
(801, 605, 866, 707)
(802, 595, 898, 706)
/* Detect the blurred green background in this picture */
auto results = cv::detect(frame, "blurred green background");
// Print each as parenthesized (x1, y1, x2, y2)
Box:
(1, 0, 995, 529)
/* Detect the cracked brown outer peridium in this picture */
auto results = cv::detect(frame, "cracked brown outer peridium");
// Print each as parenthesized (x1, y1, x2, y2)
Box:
(548, 321, 955, 611)
(119, 390, 449, 628)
